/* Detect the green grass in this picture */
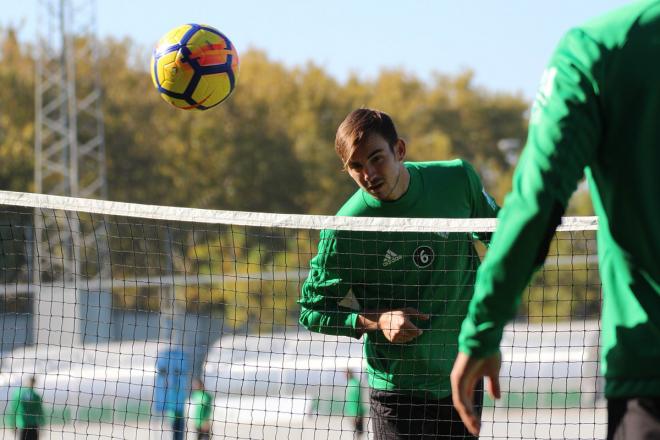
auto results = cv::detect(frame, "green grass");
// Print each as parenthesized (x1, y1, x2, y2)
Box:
(483, 391, 583, 409)
(1, 400, 152, 427)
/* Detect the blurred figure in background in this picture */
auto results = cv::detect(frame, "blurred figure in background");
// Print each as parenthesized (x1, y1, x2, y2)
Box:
(155, 348, 190, 440)
(344, 369, 366, 439)
(189, 377, 214, 440)
(5, 376, 44, 440)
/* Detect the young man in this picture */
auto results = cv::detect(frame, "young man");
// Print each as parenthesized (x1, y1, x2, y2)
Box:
(299, 108, 499, 439)
(451, 2, 660, 440)
(188, 378, 213, 440)
(6, 376, 44, 440)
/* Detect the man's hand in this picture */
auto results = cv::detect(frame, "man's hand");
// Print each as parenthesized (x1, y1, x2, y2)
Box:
(450, 351, 502, 436)
(377, 308, 429, 343)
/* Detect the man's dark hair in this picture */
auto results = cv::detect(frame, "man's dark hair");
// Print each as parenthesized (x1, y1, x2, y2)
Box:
(335, 108, 399, 168)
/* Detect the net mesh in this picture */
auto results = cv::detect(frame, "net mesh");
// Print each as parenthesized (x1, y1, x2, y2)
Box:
(0, 191, 604, 439)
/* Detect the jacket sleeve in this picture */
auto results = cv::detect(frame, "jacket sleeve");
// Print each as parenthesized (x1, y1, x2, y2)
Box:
(463, 160, 500, 245)
(37, 393, 45, 426)
(202, 392, 213, 421)
(298, 229, 361, 338)
(459, 28, 603, 357)
(5, 389, 19, 429)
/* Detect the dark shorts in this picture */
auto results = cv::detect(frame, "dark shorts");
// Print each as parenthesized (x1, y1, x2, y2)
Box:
(355, 416, 365, 434)
(369, 385, 483, 440)
(171, 415, 185, 440)
(608, 397, 660, 440)
(18, 428, 39, 440)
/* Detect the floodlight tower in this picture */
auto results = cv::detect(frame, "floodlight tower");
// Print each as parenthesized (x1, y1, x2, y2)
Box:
(33, 0, 107, 346)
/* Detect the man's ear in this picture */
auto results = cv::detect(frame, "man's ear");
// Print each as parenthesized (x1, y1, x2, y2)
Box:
(395, 138, 407, 162)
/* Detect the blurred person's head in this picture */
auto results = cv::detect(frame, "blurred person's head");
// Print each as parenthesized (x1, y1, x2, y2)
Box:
(192, 377, 204, 391)
(25, 375, 36, 388)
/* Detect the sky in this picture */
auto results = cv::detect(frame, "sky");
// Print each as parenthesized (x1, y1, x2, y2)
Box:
(2, 0, 633, 101)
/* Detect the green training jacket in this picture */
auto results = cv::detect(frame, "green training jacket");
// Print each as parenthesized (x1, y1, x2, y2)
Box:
(188, 389, 213, 430)
(5, 387, 44, 429)
(459, 0, 660, 398)
(299, 160, 499, 399)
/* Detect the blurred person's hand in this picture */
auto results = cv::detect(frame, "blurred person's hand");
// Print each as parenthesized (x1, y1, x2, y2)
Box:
(450, 351, 502, 436)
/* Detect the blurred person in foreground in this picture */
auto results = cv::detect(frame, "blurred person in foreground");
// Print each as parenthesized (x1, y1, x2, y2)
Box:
(189, 377, 214, 440)
(299, 108, 499, 439)
(5, 376, 44, 440)
(450, 2, 660, 439)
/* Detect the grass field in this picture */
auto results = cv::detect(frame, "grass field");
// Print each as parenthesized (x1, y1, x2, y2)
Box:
(0, 406, 607, 439)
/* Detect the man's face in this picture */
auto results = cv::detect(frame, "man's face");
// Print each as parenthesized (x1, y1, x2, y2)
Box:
(345, 133, 406, 201)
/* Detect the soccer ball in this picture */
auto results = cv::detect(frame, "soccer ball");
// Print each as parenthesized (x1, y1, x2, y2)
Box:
(151, 24, 239, 110)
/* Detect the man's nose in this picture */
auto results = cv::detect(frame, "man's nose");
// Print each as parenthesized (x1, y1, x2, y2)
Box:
(363, 164, 376, 181)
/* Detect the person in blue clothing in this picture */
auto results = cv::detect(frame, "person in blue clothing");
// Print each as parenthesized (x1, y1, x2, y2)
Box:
(155, 349, 190, 440)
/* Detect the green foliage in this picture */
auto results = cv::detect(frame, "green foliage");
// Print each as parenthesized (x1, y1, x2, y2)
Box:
(0, 28, 534, 211)
(0, 28, 34, 192)
(182, 227, 316, 331)
(523, 230, 600, 321)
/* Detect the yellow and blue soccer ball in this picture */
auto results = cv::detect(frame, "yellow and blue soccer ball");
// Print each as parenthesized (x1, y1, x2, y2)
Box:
(151, 24, 239, 110)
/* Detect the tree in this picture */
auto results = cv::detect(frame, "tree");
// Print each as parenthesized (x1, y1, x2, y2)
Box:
(0, 28, 34, 192)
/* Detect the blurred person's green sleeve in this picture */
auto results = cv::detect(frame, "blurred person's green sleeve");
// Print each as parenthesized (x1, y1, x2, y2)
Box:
(4, 389, 19, 429)
(459, 28, 603, 357)
(37, 393, 45, 427)
(200, 392, 213, 424)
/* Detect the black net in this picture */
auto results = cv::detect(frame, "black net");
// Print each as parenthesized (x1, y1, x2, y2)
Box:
(0, 193, 603, 439)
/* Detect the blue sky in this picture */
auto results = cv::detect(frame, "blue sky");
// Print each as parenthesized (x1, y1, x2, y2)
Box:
(3, 0, 632, 100)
